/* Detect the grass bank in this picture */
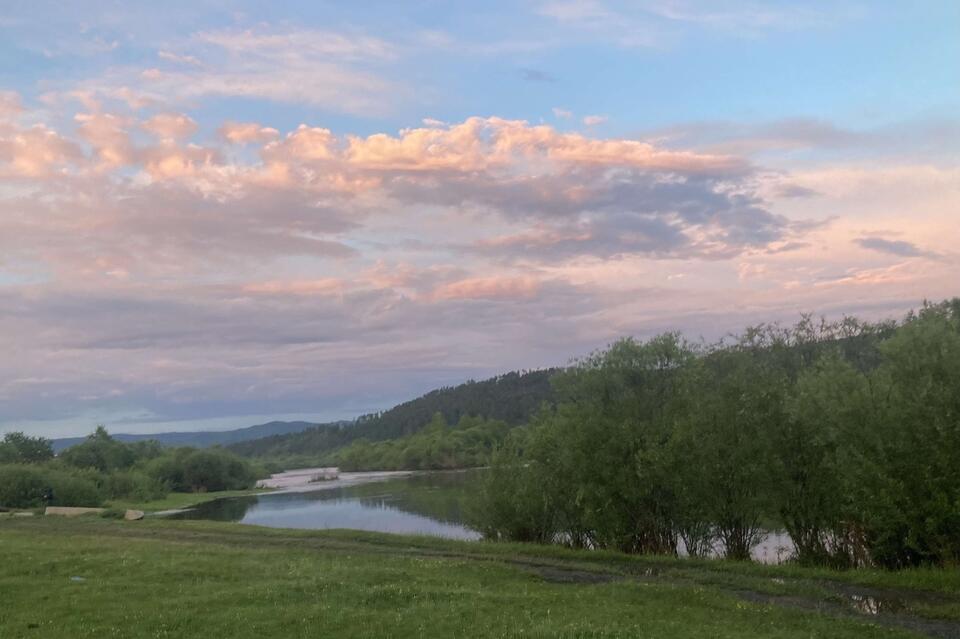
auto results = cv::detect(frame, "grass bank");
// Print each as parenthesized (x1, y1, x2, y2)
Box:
(104, 487, 274, 513)
(3, 517, 960, 638)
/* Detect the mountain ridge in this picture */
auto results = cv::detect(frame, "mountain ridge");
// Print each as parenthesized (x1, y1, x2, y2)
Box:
(227, 369, 558, 459)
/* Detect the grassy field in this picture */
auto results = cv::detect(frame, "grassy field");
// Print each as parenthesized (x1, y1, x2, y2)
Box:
(1, 517, 959, 638)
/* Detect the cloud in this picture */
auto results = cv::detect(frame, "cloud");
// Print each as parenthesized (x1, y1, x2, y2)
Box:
(75, 111, 135, 169)
(142, 113, 198, 140)
(157, 50, 201, 67)
(431, 276, 541, 301)
(243, 278, 345, 296)
(855, 237, 938, 259)
(773, 183, 820, 199)
(341, 116, 746, 174)
(642, 1, 836, 32)
(85, 27, 404, 116)
(195, 27, 395, 61)
(538, 1, 610, 22)
(520, 68, 557, 83)
(653, 116, 960, 162)
(0, 91, 23, 121)
(0, 123, 81, 177)
(552, 107, 573, 119)
(1, 109, 782, 279)
(218, 121, 280, 145)
(582, 114, 607, 126)
(3, 101, 954, 434)
(536, 1, 844, 47)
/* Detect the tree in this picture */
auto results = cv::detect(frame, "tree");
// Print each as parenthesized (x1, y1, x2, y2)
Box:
(773, 354, 867, 566)
(0, 432, 54, 464)
(60, 426, 136, 472)
(675, 334, 782, 561)
(852, 301, 960, 567)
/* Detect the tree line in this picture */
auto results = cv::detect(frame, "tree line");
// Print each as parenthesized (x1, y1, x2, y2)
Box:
(0, 426, 266, 509)
(471, 300, 960, 569)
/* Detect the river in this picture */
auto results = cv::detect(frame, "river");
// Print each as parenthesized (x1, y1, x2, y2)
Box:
(168, 469, 481, 540)
(167, 467, 792, 562)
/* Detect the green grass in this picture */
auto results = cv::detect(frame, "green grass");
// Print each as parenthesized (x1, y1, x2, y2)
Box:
(3, 518, 958, 638)
(104, 488, 274, 512)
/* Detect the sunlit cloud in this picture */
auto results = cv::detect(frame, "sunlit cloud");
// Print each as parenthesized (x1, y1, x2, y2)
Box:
(0, 1, 956, 435)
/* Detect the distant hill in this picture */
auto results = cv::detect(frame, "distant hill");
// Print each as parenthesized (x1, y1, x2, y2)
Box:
(51, 420, 324, 453)
(228, 369, 558, 459)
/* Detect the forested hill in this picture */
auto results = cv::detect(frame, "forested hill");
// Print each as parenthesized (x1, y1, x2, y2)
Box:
(51, 420, 324, 453)
(228, 369, 557, 459)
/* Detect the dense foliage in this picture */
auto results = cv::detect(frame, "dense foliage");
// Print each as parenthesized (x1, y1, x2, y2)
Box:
(0, 427, 265, 509)
(229, 370, 555, 461)
(471, 300, 960, 569)
(0, 431, 55, 464)
(328, 414, 510, 471)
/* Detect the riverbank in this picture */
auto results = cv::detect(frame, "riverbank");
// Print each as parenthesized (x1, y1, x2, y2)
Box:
(254, 466, 415, 492)
(100, 469, 420, 516)
(2, 517, 959, 638)
(119, 468, 420, 515)
(104, 488, 277, 513)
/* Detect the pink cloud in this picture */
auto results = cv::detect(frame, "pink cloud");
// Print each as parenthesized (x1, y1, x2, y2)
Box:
(219, 121, 280, 144)
(142, 113, 198, 140)
(431, 276, 541, 301)
(141, 142, 219, 180)
(342, 117, 745, 174)
(266, 124, 337, 161)
(243, 278, 345, 296)
(0, 91, 23, 121)
(75, 111, 135, 169)
(0, 124, 81, 177)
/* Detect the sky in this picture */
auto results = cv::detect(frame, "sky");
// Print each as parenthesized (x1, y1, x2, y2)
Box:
(1, 1, 958, 437)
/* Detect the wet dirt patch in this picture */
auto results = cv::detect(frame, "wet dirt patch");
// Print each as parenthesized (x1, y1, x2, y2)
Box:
(532, 566, 620, 584)
(734, 588, 960, 639)
(823, 581, 959, 615)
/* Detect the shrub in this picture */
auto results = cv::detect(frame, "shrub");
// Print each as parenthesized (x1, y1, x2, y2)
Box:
(145, 448, 259, 493)
(0, 465, 47, 508)
(0, 464, 102, 508)
(104, 471, 166, 501)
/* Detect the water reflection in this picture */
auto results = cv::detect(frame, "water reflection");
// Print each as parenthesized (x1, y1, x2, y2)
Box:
(169, 470, 480, 540)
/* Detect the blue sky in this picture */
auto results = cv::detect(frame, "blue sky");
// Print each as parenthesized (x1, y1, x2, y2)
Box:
(0, 1, 957, 436)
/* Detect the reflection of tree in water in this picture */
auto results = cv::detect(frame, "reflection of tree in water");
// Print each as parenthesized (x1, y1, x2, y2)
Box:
(352, 471, 477, 526)
(169, 471, 481, 528)
(290, 471, 478, 526)
(170, 495, 257, 522)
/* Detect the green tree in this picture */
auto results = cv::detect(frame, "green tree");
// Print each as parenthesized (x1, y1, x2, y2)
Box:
(60, 426, 136, 472)
(853, 301, 960, 567)
(680, 336, 781, 561)
(0, 432, 54, 464)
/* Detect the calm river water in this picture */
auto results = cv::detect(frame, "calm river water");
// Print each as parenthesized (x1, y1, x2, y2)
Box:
(168, 468, 791, 562)
(169, 470, 481, 540)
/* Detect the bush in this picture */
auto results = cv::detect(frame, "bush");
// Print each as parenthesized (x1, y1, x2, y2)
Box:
(145, 448, 259, 493)
(0, 464, 102, 509)
(0, 465, 47, 508)
(467, 436, 557, 544)
(103, 471, 166, 502)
